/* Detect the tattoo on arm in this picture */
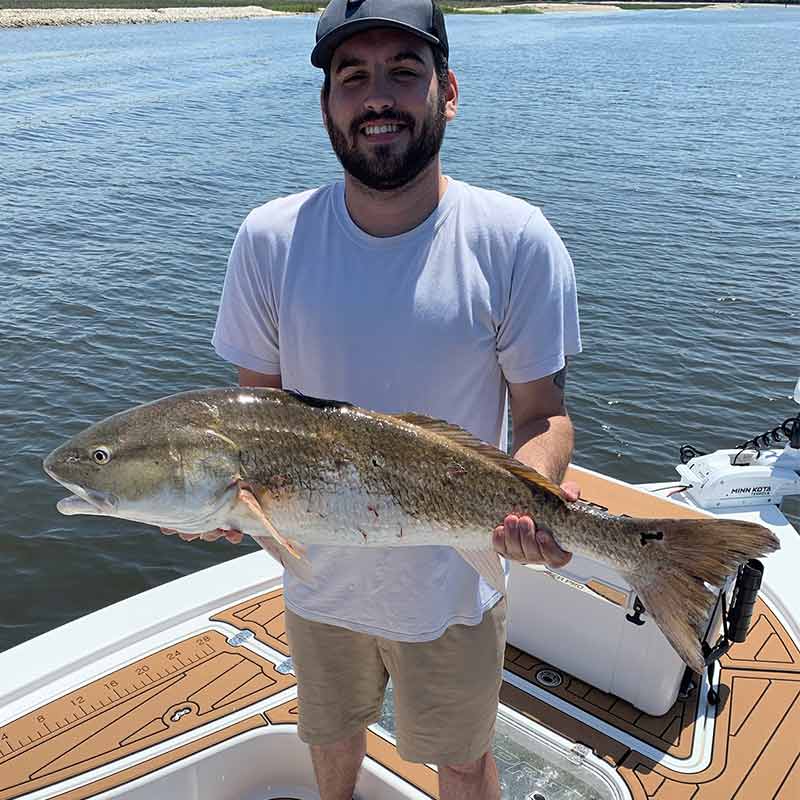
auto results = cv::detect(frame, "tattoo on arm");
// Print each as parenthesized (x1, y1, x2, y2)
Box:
(553, 359, 568, 392)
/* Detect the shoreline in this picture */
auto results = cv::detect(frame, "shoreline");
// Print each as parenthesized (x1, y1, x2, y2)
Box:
(462, 1, 728, 10)
(0, 5, 297, 27)
(458, 1, 793, 10)
(0, 2, 792, 29)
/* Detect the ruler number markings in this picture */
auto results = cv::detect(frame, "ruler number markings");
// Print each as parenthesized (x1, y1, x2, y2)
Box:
(3, 631, 221, 749)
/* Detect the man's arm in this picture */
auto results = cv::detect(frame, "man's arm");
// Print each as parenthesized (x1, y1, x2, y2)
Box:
(239, 368, 282, 389)
(508, 363, 573, 483)
(491, 362, 577, 568)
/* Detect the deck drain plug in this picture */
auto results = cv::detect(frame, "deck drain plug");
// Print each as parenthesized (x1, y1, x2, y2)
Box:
(227, 630, 255, 647)
(535, 669, 562, 688)
(276, 657, 295, 675)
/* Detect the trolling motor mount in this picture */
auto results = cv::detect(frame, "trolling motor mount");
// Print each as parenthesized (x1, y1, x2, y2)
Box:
(702, 560, 764, 705)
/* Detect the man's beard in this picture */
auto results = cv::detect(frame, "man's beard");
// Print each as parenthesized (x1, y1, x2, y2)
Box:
(324, 90, 447, 191)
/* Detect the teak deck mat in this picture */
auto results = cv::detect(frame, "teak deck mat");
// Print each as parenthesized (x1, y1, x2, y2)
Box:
(4, 588, 798, 800)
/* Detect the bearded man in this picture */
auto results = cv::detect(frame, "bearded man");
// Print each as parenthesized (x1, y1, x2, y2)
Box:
(201, 2, 581, 797)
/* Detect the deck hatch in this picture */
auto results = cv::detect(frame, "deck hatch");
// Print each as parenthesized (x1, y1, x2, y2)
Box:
(371, 683, 624, 800)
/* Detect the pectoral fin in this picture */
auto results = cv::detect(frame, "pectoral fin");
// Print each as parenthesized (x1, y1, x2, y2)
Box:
(456, 549, 506, 596)
(234, 485, 312, 584)
(250, 536, 313, 584)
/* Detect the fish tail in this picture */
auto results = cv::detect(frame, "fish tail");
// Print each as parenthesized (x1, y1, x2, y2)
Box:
(621, 517, 779, 674)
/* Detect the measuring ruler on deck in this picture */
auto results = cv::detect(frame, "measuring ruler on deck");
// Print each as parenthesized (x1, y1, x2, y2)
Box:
(1, 633, 219, 756)
(0, 630, 295, 800)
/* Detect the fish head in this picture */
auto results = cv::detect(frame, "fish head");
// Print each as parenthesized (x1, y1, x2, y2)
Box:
(43, 394, 242, 529)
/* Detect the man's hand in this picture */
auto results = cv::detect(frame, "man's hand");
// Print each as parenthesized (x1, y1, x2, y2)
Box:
(160, 527, 244, 544)
(492, 481, 579, 568)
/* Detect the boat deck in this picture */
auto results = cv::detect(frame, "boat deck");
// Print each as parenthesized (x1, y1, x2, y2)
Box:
(2, 585, 799, 800)
(3, 465, 799, 799)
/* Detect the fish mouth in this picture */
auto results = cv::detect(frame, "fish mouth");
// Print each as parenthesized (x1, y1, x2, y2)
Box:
(43, 455, 118, 515)
(46, 472, 118, 517)
(55, 486, 118, 516)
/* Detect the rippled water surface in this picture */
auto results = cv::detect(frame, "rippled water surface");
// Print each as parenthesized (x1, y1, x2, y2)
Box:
(1, 8, 798, 652)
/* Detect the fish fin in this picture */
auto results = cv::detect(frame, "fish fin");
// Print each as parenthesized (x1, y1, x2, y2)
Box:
(621, 517, 780, 674)
(260, 514, 307, 562)
(251, 535, 313, 584)
(632, 577, 711, 675)
(391, 412, 566, 502)
(236, 486, 307, 562)
(283, 390, 353, 411)
(456, 549, 507, 596)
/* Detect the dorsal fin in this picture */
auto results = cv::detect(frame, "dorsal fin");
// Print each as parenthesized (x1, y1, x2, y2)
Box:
(391, 412, 566, 502)
(284, 389, 353, 411)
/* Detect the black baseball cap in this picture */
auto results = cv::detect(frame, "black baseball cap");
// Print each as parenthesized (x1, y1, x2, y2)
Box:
(311, 0, 449, 70)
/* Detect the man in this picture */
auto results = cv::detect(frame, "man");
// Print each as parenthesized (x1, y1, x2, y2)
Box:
(171, 1, 581, 797)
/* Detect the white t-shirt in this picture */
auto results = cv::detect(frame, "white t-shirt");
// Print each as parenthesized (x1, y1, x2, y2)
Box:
(212, 178, 581, 641)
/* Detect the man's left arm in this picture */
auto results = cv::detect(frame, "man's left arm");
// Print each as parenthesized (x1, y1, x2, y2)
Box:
(491, 362, 578, 568)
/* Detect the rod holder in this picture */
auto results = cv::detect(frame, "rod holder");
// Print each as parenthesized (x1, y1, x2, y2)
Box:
(729, 560, 764, 643)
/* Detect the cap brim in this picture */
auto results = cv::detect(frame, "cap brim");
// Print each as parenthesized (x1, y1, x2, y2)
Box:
(311, 17, 440, 69)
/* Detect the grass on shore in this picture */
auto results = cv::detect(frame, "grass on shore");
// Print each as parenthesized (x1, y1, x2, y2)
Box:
(0, 0, 540, 9)
(441, 3, 544, 11)
(1, 0, 538, 11)
(617, 2, 711, 7)
(3, 0, 796, 11)
(441, 4, 542, 12)
(0, 0, 319, 8)
(442, 0, 544, 9)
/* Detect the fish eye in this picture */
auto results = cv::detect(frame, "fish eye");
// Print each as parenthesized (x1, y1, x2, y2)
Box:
(92, 447, 111, 465)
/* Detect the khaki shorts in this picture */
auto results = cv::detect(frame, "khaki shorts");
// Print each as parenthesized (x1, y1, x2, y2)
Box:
(284, 600, 506, 766)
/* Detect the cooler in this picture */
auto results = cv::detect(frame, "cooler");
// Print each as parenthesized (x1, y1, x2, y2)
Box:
(505, 466, 725, 717)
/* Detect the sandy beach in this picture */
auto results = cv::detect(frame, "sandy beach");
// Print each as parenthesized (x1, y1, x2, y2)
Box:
(0, 5, 294, 28)
(467, 2, 622, 10)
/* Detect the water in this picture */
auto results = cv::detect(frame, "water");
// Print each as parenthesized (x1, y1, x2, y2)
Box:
(1, 7, 798, 654)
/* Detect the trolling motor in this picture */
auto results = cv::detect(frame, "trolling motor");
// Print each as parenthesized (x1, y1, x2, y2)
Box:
(676, 377, 800, 511)
(674, 378, 800, 703)
(700, 560, 764, 705)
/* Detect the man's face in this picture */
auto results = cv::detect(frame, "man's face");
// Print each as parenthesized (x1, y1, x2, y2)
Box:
(322, 28, 456, 191)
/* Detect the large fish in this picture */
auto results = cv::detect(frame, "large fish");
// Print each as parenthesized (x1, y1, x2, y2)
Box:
(43, 387, 779, 673)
